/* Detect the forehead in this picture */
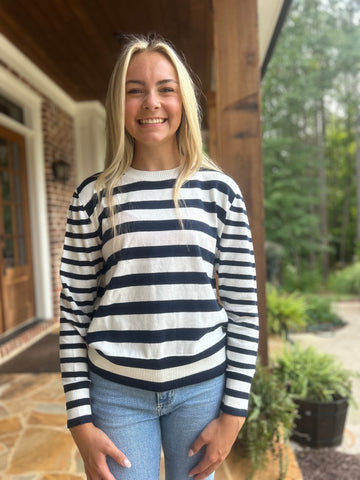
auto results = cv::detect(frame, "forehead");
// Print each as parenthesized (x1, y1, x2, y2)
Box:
(127, 51, 178, 79)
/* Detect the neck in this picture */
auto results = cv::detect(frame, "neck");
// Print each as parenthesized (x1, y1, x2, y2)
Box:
(131, 141, 180, 171)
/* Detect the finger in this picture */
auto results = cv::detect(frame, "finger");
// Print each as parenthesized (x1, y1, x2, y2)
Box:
(189, 455, 215, 478)
(194, 467, 217, 480)
(189, 433, 207, 457)
(105, 442, 131, 469)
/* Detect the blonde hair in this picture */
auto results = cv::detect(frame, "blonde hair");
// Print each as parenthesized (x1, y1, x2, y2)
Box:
(96, 34, 219, 225)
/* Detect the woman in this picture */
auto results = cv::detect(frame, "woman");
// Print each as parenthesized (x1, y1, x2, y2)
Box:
(60, 34, 259, 480)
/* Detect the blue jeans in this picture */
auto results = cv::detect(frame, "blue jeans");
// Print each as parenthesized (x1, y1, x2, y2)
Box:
(90, 371, 225, 480)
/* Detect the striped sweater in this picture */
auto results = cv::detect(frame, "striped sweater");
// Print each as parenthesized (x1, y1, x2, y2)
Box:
(60, 166, 259, 428)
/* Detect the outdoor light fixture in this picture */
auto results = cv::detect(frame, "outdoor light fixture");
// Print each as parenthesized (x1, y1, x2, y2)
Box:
(52, 156, 70, 182)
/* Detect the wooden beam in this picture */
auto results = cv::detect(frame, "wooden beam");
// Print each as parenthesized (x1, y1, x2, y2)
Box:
(213, 0, 268, 363)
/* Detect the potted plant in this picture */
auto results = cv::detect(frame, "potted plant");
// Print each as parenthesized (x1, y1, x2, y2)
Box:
(236, 362, 297, 479)
(273, 343, 355, 448)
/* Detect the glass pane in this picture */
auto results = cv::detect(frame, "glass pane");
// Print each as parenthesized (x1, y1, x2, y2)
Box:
(0, 95, 24, 124)
(16, 206, 24, 235)
(4, 205, 13, 235)
(1, 171, 11, 201)
(14, 175, 22, 202)
(0, 138, 8, 167)
(11, 143, 20, 171)
(3, 237, 14, 268)
(17, 236, 27, 265)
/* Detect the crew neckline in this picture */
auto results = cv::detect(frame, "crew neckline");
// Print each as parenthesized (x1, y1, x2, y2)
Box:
(125, 166, 180, 180)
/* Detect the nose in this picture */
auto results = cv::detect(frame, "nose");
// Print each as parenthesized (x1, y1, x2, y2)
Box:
(143, 91, 160, 110)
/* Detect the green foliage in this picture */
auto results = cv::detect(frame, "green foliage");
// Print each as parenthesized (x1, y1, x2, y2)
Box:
(273, 343, 354, 403)
(238, 363, 297, 479)
(305, 295, 345, 329)
(262, 0, 360, 273)
(282, 264, 323, 293)
(266, 285, 308, 335)
(327, 262, 360, 296)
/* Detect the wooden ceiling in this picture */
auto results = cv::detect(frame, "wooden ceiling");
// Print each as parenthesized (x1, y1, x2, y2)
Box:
(0, 0, 213, 103)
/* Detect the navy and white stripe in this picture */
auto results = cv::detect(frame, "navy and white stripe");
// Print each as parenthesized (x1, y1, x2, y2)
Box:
(60, 166, 258, 428)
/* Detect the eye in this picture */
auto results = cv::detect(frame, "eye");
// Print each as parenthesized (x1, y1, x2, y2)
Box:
(127, 88, 143, 94)
(160, 87, 175, 93)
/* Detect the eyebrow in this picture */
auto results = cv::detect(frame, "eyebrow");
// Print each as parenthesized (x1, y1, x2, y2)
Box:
(126, 79, 179, 85)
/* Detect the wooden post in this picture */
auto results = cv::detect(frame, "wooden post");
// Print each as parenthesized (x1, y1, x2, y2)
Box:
(213, 0, 268, 363)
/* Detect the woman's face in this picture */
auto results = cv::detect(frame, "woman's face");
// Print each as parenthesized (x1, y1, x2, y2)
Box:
(124, 51, 183, 150)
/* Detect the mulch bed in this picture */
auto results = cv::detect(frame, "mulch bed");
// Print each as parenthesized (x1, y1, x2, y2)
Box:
(295, 448, 360, 479)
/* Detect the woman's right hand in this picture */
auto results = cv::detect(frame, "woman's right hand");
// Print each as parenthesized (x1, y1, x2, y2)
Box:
(70, 422, 131, 480)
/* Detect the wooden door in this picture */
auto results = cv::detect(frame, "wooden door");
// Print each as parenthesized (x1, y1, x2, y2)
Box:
(0, 125, 35, 333)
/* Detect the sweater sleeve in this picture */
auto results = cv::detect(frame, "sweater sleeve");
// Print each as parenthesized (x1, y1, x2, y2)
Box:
(215, 187, 259, 418)
(59, 189, 103, 428)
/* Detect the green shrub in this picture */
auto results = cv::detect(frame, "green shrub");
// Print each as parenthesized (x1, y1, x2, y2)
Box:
(266, 284, 308, 336)
(327, 262, 360, 296)
(238, 362, 297, 479)
(273, 343, 354, 403)
(305, 295, 345, 330)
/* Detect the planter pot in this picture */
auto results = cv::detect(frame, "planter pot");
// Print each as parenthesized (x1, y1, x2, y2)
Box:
(291, 397, 348, 448)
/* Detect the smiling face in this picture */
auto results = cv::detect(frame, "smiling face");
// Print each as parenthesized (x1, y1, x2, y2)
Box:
(124, 51, 183, 153)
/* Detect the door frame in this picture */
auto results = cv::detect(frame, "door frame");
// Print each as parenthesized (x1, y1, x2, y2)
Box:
(0, 66, 53, 322)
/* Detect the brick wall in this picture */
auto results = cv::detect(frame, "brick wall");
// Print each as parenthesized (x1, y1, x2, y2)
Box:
(42, 99, 77, 319)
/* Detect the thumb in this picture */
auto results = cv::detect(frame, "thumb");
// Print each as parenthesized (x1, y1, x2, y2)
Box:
(105, 441, 132, 469)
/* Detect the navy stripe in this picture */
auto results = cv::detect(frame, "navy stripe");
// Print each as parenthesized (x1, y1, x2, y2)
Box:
(63, 380, 90, 393)
(68, 415, 93, 428)
(60, 293, 95, 307)
(60, 343, 87, 350)
(221, 233, 252, 241)
(227, 358, 256, 369)
(67, 218, 91, 226)
(227, 332, 258, 343)
(99, 271, 210, 295)
(60, 320, 90, 330)
(89, 362, 227, 393)
(60, 269, 100, 281)
(96, 337, 226, 370)
(61, 283, 98, 294)
(220, 296, 257, 306)
(61, 257, 102, 267)
(103, 245, 215, 274)
(61, 371, 89, 378)
(66, 398, 90, 409)
(220, 403, 247, 418)
(224, 387, 249, 399)
(220, 285, 257, 294)
(94, 299, 222, 317)
(102, 219, 217, 244)
(63, 244, 101, 253)
(65, 230, 99, 240)
(87, 323, 225, 344)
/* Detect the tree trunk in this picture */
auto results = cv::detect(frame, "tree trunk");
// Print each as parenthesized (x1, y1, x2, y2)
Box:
(354, 75, 360, 252)
(317, 99, 329, 279)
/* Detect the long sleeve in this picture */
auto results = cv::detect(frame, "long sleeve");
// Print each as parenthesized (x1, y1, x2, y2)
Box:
(216, 187, 259, 417)
(59, 188, 103, 428)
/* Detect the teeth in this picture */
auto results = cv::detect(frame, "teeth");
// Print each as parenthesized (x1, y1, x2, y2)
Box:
(139, 118, 165, 124)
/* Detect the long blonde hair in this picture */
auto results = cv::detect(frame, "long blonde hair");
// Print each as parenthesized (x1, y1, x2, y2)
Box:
(96, 34, 219, 223)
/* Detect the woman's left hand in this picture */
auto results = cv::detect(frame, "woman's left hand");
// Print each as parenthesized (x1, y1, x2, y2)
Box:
(188, 413, 245, 480)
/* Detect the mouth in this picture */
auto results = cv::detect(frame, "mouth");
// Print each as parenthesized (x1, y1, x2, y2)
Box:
(138, 118, 167, 125)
